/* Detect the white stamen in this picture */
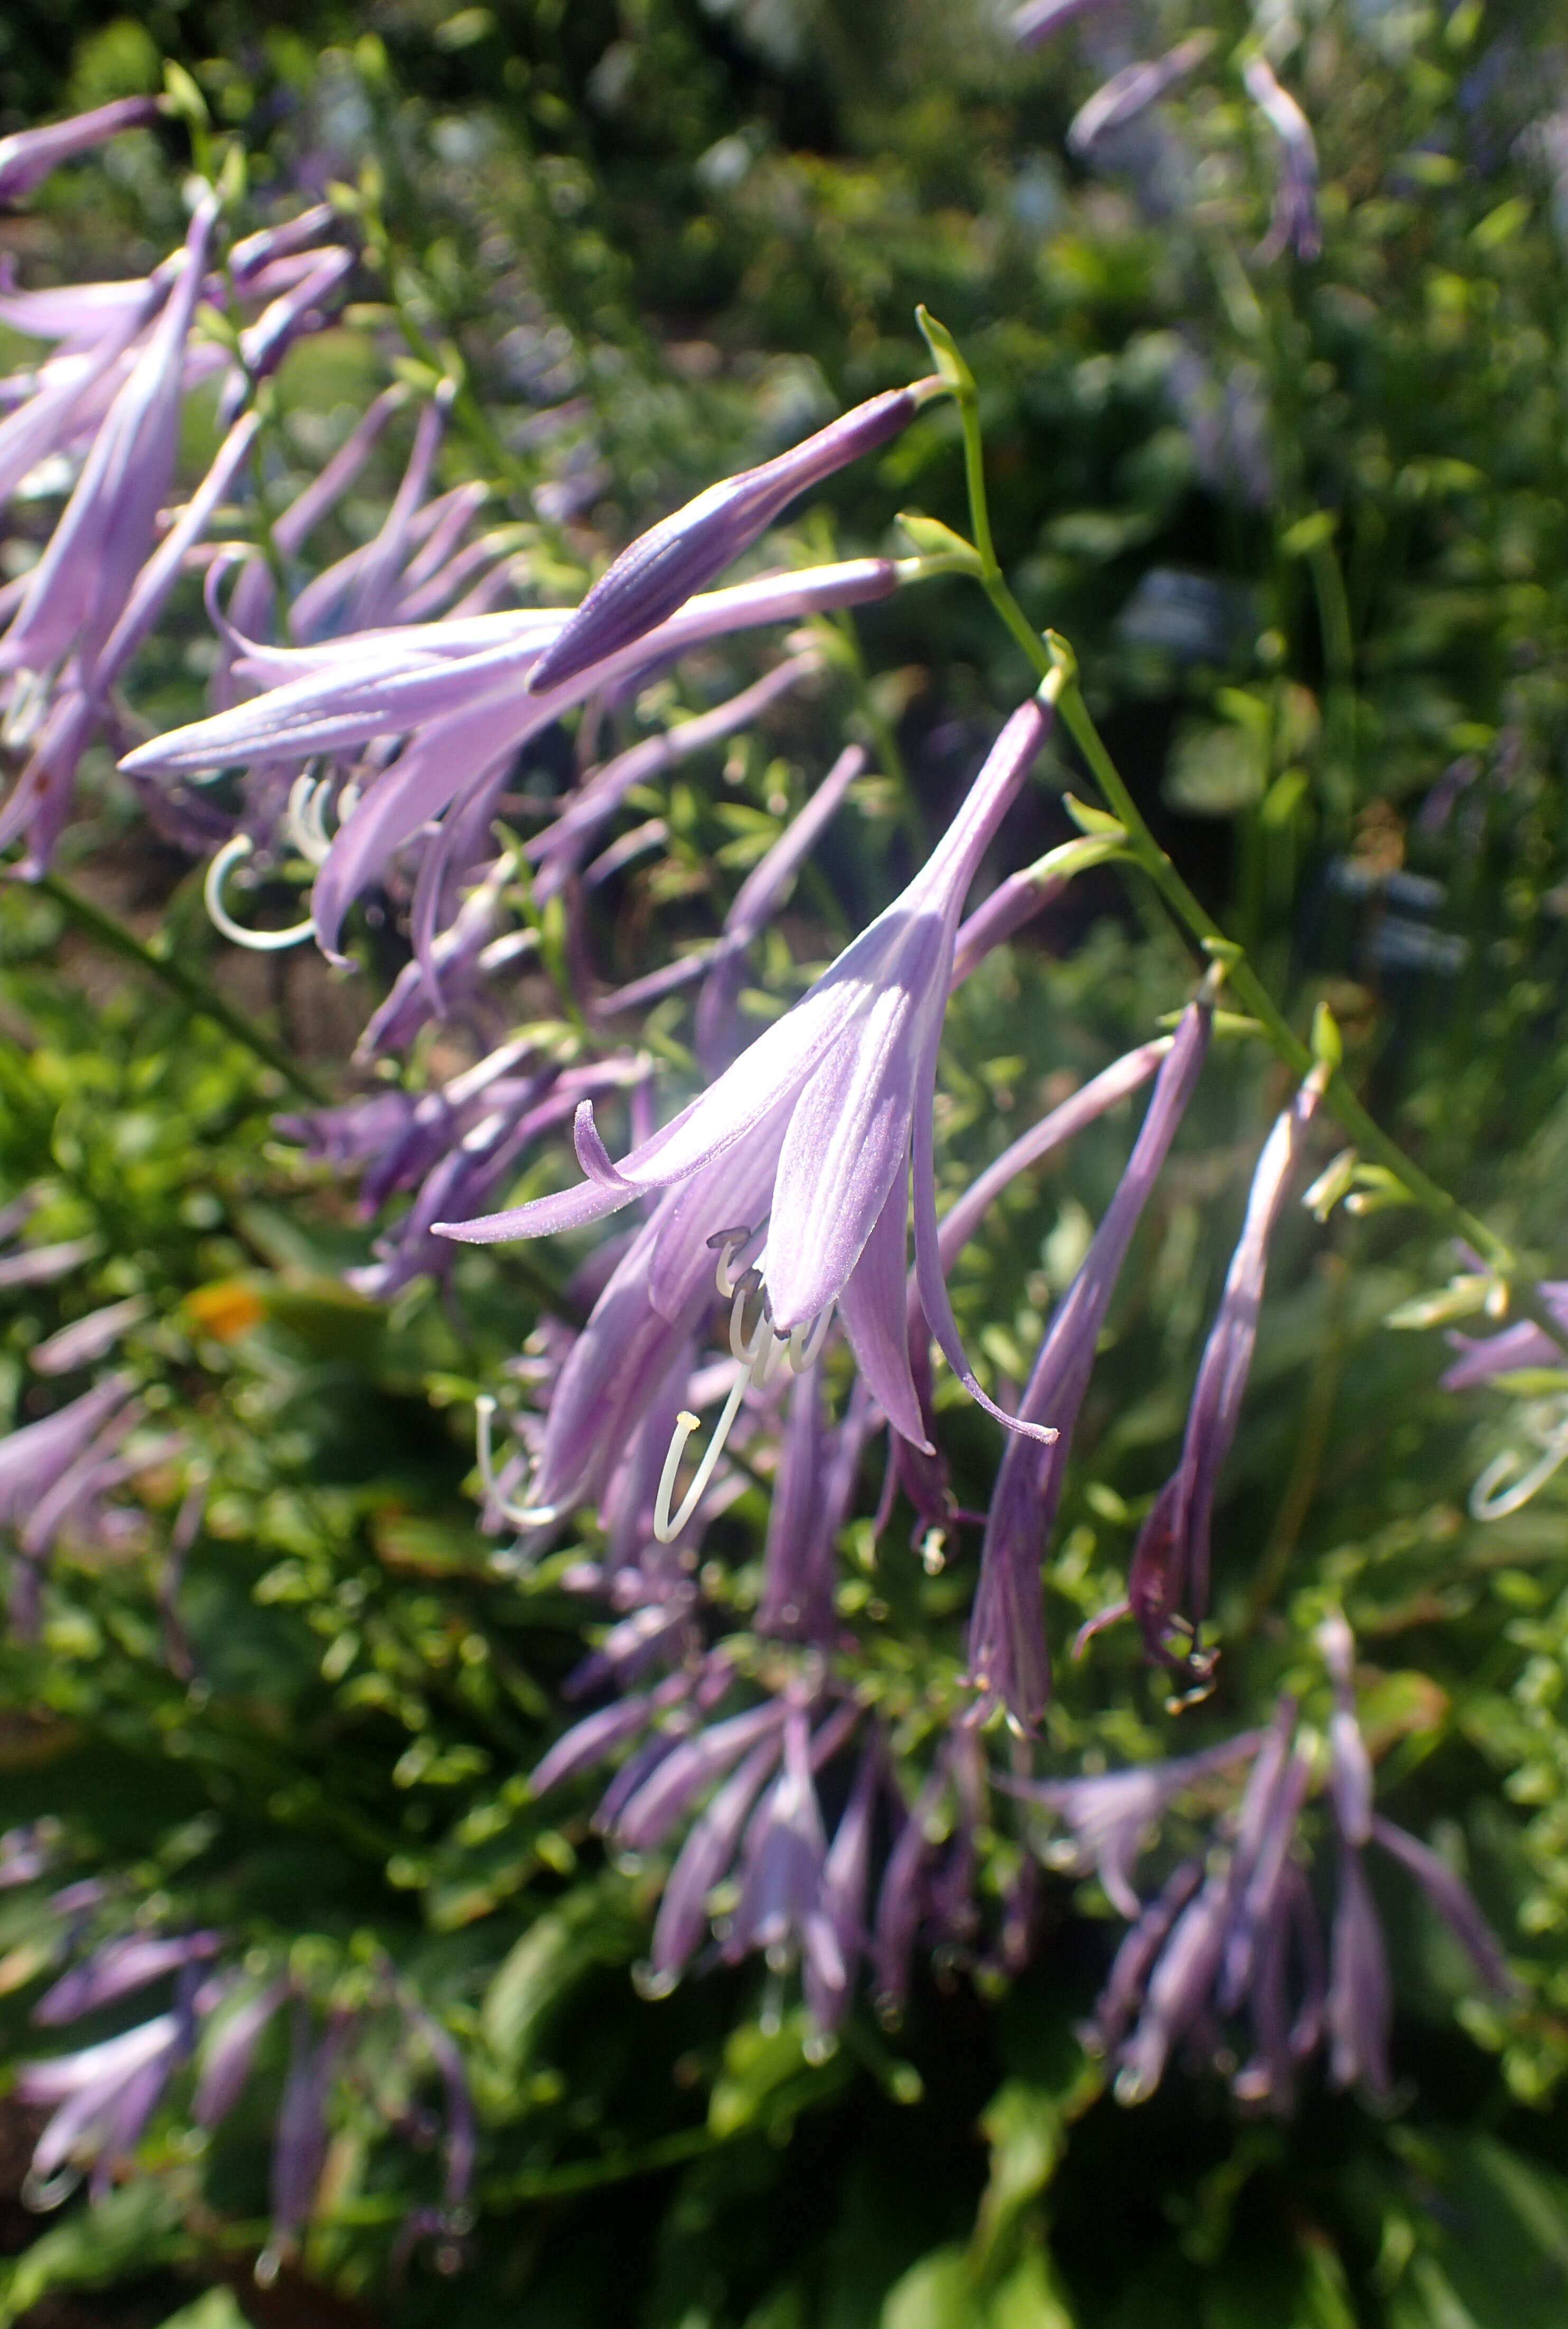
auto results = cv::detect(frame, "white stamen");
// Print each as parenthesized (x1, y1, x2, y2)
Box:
(787, 1302, 834, 1373)
(474, 1393, 559, 1530)
(653, 1374, 749, 1544)
(711, 1227, 755, 1301)
(1470, 1394, 1568, 1521)
(203, 834, 314, 952)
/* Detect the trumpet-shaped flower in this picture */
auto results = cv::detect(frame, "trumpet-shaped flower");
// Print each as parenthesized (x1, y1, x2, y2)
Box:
(438, 686, 1061, 1467)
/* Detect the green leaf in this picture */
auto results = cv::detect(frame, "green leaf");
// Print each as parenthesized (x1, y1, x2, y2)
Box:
(481, 1877, 641, 2073)
(0, 2184, 185, 2329)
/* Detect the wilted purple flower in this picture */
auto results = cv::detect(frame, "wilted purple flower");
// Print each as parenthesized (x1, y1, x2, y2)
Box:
(969, 998, 1211, 1728)
(1109, 1070, 1323, 1669)
(1068, 34, 1215, 157)
(1242, 55, 1323, 264)
(0, 97, 161, 204)
(440, 686, 1062, 1510)
(524, 381, 939, 696)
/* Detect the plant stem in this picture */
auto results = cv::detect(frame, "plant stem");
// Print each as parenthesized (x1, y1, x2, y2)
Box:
(936, 329, 1520, 1284)
(39, 871, 328, 1104)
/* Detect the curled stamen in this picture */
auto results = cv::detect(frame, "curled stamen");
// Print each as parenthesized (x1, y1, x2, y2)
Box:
(729, 1271, 770, 1367)
(654, 1376, 749, 1543)
(203, 834, 315, 952)
(787, 1303, 835, 1373)
(474, 1393, 559, 1531)
(709, 1225, 757, 1301)
(285, 770, 334, 867)
(1470, 1395, 1568, 1521)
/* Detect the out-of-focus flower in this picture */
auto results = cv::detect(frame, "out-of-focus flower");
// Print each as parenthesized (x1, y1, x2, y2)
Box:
(1029, 1617, 1514, 2112)
(0, 98, 161, 205)
(1242, 55, 1323, 263)
(1009, 0, 1106, 51)
(1068, 34, 1215, 159)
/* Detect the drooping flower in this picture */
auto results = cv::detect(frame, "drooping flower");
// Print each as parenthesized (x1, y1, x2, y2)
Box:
(438, 684, 1063, 1511)
(0, 97, 162, 205)
(522, 379, 940, 696)
(968, 997, 1212, 1729)
(1242, 55, 1323, 264)
(1032, 1616, 1513, 2113)
(1068, 34, 1215, 159)
(1106, 1068, 1323, 1669)
(122, 555, 906, 963)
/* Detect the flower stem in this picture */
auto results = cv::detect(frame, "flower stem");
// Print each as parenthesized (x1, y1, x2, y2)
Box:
(38, 871, 328, 1104)
(928, 314, 1518, 1282)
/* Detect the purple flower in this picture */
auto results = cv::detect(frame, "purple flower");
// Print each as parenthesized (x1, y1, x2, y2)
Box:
(263, 2008, 354, 2274)
(193, 1976, 290, 2128)
(34, 1929, 222, 2025)
(440, 687, 1062, 1497)
(1113, 1070, 1323, 1668)
(1242, 56, 1322, 264)
(31, 1297, 150, 1376)
(17, 2010, 191, 2207)
(523, 381, 938, 696)
(1068, 35, 1215, 158)
(757, 1366, 869, 1644)
(1009, 1730, 1263, 1919)
(1044, 1616, 1512, 2112)
(969, 998, 1211, 1728)
(1, 197, 217, 686)
(0, 98, 162, 204)
(122, 556, 903, 963)
(1009, 0, 1107, 51)
(804, 1747, 880, 2033)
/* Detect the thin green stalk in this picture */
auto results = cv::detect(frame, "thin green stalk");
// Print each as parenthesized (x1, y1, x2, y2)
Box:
(38, 872, 327, 1104)
(925, 312, 1520, 1284)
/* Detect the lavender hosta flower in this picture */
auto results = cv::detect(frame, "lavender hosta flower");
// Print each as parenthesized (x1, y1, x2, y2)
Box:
(0, 1233, 100, 1289)
(871, 1738, 986, 2015)
(720, 1708, 836, 1977)
(1112, 1071, 1323, 1670)
(1056, 1620, 1511, 2112)
(969, 999, 1211, 1729)
(890, 1038, 1170, 1533)
(219, 245, 353, 424)
(17, 2008, 192, 2209)
(1009, 0, 1106, 50)
(0, 97, 162, 204)
(355, 855, 531, 1061)
(1068, 34, 1216, 159)
(193, 1976, 290, 2128)
(1009, 1729, 1263, 1918)
(803, 1746, 880, 2034)
(522, 379, 940, 696)
(1242, 55, 1323, 264)
(31, 1296, 150, 1376)
(123, 557, 903, 964)
(262, 2008, 354, 2277)
(533, 652, 823, 907)
(648, 1730, 786, 1988)
(1440, 1279, 1568, 1390)
(34, 1928, 222, 2025)
(441, 687, 1063, 1523)
(1, 197, 217, 689)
